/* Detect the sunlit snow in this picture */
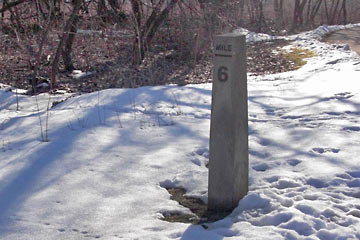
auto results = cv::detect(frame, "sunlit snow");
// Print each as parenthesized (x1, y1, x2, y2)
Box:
(1, 24, 360, 239)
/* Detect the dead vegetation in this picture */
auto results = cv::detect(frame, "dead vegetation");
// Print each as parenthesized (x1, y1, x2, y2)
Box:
(161, 187, 231, 225)
(0, 28, 302, 94)
(281, 47, 317, 70)
(1, 0, 359, 94)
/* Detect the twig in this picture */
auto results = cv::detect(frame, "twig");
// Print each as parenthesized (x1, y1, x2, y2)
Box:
(35, 95, 45, 141)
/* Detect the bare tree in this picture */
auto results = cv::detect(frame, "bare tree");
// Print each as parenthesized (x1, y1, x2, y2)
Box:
(274, 0, 284, 29)
(292, 0, 308, 32)
(61, 3, 81, 72)
(238, 0, 245, 25)
(50, 0, 83, 87)
(129, 0, 180, 65)
(305, 0, 323, 27)
(246, 0, 266, 32)
(338, 0, 347, 24)
(324, 0, 342, 25)
(0, 0, 28, 15)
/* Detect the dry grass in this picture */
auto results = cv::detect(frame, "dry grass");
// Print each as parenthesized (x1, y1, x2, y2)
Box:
(281, 48, 317, 70)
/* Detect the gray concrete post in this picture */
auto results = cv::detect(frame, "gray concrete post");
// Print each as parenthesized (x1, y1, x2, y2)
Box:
(208, 33, 248, 212)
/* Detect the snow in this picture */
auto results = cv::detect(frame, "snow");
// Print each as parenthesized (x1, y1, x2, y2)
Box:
(71, 70, 96, 79)
(1, 25, 360, 239)
(234, 23, 360, 43)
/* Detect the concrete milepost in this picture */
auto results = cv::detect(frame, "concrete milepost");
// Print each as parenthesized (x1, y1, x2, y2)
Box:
(208, 33, 249, 212)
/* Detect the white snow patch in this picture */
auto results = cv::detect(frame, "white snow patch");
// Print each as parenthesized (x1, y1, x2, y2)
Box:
(1, 24, 360, 239)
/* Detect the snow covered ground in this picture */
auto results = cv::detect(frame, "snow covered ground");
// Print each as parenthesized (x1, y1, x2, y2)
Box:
(234, 22, 360, 42)
(1, 25, 360, 239)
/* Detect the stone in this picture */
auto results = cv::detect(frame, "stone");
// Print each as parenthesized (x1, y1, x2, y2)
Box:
(208, 34, 249, 212)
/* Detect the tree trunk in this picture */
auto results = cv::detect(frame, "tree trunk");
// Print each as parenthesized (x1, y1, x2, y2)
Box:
(292, 0, 308, 32)
(247, 0, 255, 25)
(0, 0, 27, 15)
(97, 0, 107, 22)
(238, 0, 245, 25)
(130, 0, 179, 65)
(342, 0, 347, 24)
(50, 0, 82, 88)
(61, 9, 80, 72)
(324, 0, 341, 25)
(256, 0, 265, 32)
(330, 0, 340, 24)
(274, 0, 284, 29)
(1, 1, 4, 18)
(308, 0, 322, 26)
(130, 0, 143, 64)
(248, 0, 265, 32)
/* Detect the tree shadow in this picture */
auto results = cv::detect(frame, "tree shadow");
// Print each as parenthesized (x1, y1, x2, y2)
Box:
(0, 85, 212, 236)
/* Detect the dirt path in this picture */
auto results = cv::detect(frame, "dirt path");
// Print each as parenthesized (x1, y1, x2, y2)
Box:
(323, 27, 360, 55)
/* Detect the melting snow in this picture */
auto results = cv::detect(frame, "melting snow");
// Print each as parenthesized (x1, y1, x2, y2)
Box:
(1, 24, 360, 239)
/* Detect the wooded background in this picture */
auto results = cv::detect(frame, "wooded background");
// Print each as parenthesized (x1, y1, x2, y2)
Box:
(1, 0, 360, 91)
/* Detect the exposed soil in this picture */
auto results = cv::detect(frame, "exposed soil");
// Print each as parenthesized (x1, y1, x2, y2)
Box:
(0, 29, 296, 94)
(322, 27, 360, 55)
(161, 187, 231, 225)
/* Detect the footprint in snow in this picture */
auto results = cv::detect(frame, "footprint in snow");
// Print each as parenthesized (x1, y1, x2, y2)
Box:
(311, 147, 340, 154)
(214, 229, 239, 238)
(287, 159, 302, 166)
(335, 171, 360, 190)
(265, 109, 276, 116)
(346, 171, 360, 178)
(273, 178, 302, 189)
(249, 150, 271, 159)
(252, 163, 270, 172)
(251, 212, 293, 227)
(193, 147, 209, 158)
(279, 219, 315, 236)
(335, 173, 352, 180)
(281, 115, 304, 120)
(168, 231, 183, 239)
(324, 111, 343, 116)
(303, 121, 323, 129)
(263, 176, 278, 184)
(333, 92, 354, 100)
(344, 111, 360, 116)
(258, 138, 272, 146)
(348, 209, 360, 218)
(346, 179, 360, 188)
(191, 158, 202, 167)
(343, 126, 360, 132)
(306, 178, 329, 189)
(342, 190, 360, 199)
(333, 204, 350, 213)
(190, 147, 209, 167)
(294, 203, 319, 217)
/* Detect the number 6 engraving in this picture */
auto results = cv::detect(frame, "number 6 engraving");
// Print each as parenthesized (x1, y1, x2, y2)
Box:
(218, 66, 229, 82)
